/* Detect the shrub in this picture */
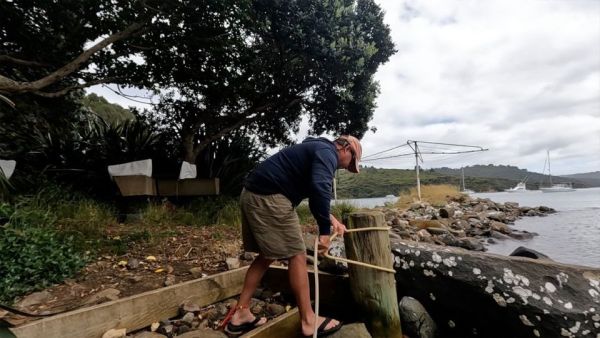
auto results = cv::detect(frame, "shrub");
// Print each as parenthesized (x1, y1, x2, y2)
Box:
(0, 226, 87, 303)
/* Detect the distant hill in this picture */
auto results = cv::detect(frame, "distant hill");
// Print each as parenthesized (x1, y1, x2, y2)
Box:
(336, 165, 598, 198)
(561, 171, 600, 187)
(433, 165, 594, 189)
(336, 166, 517, 198)
(81, 93, 134, 124)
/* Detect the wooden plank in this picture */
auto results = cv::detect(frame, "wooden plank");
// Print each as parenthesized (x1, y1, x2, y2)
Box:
(242, 308, 302, 338)
(156, 178, 220, 196)
(114, 175, 157, 196)
(346, 212, 402, 338)
(9, 267, 248, 338)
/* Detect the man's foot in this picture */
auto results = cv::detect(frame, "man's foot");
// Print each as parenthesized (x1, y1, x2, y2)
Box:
(226, 308, 267, 335)
(301, 316, 343, 337)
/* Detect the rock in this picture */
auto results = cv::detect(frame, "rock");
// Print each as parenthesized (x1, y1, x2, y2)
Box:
(392, 240, 600, 337)
(538, 205, 554, 212)
(164, 274, 176, 286)
(127, 258, 140, 270)
(189, 267, 206, 278)
(181, 312, 195, 325)
(180, 301, 201, 315)
(242, 252, 255, 261)
(216, 303, 228, 316)
(177, 325, 191, 335)
(526, 209, 538, 217)
(508, 230, 537, 240)
(151, 322, 160, 332)
(84, 288, 120, 305)
(509, 246, 552, 261)
(133, 332, 166, 338)
(410, 219, 445, 229)
(102, 328, 127, 338)
(126, 275, 144, 283)
(486, 211, 506, 222)
(158, 325, 174, 336)
(426, 227, 449, 235)
(417, 229, 431, 240)
(438, 208, 454, 219)
(226, 257, 240, 270)
(16, 290, 52, 308)
(490, 221, 511, 234)
(267, 303, 285, 316)
(177, 329, 227, 338)
(329, 323, 372, 338)
(398, 296, 436, 338)
(490, 230, 512, 240)
(456, 237, 485, 251)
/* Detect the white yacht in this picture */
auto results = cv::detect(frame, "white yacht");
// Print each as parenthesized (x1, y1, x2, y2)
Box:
(506, 181, 527, 193)
(539, 151, 575, 193)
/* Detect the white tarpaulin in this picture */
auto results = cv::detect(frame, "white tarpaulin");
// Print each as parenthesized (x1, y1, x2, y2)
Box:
(179, 161, 197, 179)
(0, 159, 16, 179)
(108, 159, 152, 178)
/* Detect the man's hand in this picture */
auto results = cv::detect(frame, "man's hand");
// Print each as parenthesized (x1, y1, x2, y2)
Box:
(330, 215, 347, 236)
(317, 235, 330, 255)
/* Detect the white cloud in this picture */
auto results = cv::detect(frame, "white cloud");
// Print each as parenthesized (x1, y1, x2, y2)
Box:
(364, 0, 600, 174)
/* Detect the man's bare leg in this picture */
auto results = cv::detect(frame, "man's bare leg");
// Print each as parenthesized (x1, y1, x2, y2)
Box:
(230, 255, 272, 325)
(288, 253, 340, 336)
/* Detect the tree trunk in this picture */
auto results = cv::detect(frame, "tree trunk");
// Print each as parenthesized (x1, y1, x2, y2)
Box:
(345, 211, 403, 338)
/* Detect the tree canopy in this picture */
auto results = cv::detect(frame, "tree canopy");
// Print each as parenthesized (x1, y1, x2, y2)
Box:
(1, 0, 395, 183)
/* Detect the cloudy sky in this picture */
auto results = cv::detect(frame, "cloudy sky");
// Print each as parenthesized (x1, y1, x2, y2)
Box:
(360, 0, 600, 175)
(90, 0, 600, 175)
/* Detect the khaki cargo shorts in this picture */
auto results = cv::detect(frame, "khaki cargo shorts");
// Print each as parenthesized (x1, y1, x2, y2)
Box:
(240, 188, 306, 260)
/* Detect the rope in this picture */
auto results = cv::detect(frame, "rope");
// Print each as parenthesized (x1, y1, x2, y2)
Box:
(312, 226, 395, 337)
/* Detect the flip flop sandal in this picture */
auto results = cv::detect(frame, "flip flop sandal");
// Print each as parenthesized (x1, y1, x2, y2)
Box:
(303, 317, 343, 337)
(225, 316, 265, 335)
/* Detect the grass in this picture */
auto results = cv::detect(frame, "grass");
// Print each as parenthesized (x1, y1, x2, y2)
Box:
(396, 184, 462, 209)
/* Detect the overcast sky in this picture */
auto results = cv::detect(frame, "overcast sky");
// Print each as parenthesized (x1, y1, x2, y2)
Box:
(90, 0, 600, 175)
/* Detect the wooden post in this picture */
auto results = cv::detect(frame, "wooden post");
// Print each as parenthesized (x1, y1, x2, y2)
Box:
(344, 211, 402, 338)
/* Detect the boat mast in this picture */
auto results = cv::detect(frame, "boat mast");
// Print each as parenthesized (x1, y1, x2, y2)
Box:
(461, 168, 466, 191)
(547, 150, 553, 185)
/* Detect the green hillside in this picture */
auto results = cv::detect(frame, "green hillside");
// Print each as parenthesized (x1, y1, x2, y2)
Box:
(81, 93, 135, 124)
(336, 166, 516, 198)
(337, 165, 597, 198)
(561, 171, 600, 186)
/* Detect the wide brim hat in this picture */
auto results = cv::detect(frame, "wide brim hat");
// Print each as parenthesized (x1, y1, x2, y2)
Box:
(339, 135, 362, 173)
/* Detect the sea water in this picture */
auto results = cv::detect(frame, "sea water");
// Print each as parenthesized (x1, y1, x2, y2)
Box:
(335, 187, 600, 268)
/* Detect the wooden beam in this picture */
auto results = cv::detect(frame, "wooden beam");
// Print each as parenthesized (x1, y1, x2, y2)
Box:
(9, 267, 248, 338)
(345, 212, 402, 338)
(241, 308, 301, 338)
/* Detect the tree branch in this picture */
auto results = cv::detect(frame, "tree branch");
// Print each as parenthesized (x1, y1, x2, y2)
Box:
(0, 21, 146, 95)
(31, 77, 122, 98)
(192, 97, 302, 157)
(0, 55, 49, 67)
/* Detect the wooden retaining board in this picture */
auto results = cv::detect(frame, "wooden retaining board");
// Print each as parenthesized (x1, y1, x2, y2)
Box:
(4, 267, 248, 338)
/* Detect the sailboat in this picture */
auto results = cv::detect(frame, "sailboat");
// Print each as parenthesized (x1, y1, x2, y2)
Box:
(460, 168, 475, 194)
(506, 176, 528, 193)
(539, 151, 575, 193)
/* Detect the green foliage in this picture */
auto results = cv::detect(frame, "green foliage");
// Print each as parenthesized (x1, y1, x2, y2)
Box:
(331, 201, 356, 222)
(140, 196, 242, 228)
(296, 203, 315, 225)
(81, 93, 134, 124)
(0, 227, 87, 303)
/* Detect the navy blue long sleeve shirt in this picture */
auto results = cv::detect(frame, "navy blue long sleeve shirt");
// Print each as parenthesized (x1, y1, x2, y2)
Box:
(244, 137, 338, 235)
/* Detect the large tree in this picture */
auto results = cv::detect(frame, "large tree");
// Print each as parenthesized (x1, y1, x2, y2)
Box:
(137, 0, 395, 162)
(1, 0, 395, 169)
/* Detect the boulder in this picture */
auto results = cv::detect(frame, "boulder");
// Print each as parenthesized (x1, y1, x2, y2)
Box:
(391, 239, 600, 338)
(398, 296, 436, 338)
(490, 221, 511, 234)
(329, 323, 372, 338)
(509, 247, 552, 261)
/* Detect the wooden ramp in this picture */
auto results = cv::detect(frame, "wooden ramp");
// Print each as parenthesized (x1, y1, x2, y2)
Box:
(1, 266, 354, 338)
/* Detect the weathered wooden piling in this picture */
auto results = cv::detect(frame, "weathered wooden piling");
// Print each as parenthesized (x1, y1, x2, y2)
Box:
(345, 211, 402, 338)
